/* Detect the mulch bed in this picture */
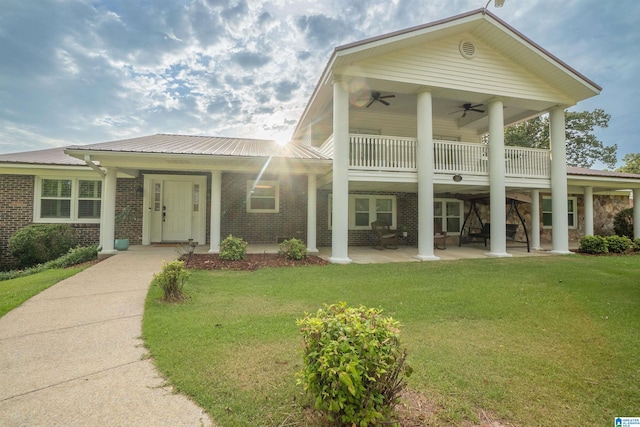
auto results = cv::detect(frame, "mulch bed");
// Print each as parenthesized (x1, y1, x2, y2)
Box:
(181, 253, 329, 271)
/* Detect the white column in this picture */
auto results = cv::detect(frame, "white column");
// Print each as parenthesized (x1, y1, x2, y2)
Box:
(531, 189, 542, 250)
(208, 171, 222, 253)
(549, 107, 571, 254)
(487, 99, 510, 257)
(329, 77, 351, 264)
(583, 186, 594, 236)
(99, 168, 117, 255)
(634, 189, 640, 239)
(415, 90, 439, 261)
(307, 174, 318, 254)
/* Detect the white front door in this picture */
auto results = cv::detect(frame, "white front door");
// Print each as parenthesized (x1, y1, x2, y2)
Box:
(144, 174, 206, 245)
(162, 180, 193, 241)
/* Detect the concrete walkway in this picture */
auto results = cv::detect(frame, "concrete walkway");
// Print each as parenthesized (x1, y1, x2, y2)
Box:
(0, 247, 213, 427)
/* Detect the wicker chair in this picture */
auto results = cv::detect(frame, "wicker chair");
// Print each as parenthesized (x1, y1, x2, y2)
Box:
(371, 220, 398, 250)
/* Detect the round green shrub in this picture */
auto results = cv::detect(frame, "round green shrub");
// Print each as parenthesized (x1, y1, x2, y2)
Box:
(278, 238, 308, 260)
(8, 224, 78, 268)
(613, 208, 634, 239)
(633, 238, 640, 252)
(297, 302, 412, 426)
(605, 235, 632, 254)
(578, 235, 608, 255)
(219, 234, 247, 261)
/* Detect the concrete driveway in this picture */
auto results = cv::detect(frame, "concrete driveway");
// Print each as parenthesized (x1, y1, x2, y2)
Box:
(0, 247, 213, 426)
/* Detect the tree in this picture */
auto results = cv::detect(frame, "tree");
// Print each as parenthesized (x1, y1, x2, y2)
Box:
(617, 153, 640, 174)
(504, 109, 616, 169)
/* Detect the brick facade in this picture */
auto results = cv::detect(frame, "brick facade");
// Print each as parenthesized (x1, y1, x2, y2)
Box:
(220, 173, 308, 243)
(0, 174, 101, 268)
(0, 169, 633, 269)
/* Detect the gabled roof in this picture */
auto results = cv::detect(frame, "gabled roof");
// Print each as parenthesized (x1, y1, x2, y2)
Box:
(66, 134, 328, 160)
(293, 8, 601, 142)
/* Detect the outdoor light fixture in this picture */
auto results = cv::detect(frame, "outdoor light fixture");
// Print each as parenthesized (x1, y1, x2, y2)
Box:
(453, 174, 463, 182)
(186, 238, 196, 266)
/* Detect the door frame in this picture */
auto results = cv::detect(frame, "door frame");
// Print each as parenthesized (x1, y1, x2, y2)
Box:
(142, 174, 207, 245)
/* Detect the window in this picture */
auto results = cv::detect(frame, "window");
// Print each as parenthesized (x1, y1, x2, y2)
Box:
(328, 194, 397, 230)
(247, 180, 279, 213)
(434, 199, 463, 232)
(542, 196, 577, 229)
(35, 177, 102, 222)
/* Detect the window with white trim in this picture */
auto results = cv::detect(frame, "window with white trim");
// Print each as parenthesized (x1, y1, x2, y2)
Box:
(542, 196, 577, 228)
(434, 199, 463, 232)
(328, 194, 397, 230)
(247, 180, 279, 213)
(35, 177, 102, 222)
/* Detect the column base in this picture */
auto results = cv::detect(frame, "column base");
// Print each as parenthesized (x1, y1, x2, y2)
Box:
(328, 256, 352, 264)
(307, 248, 319, 255)
(208, 248, 220, 254)
(98, 250, 118, 260)
(550, 250, 574, 255)
(531, 246, 544, 251)
(486, 252, 512, 258)
(414, 254, 440, 261)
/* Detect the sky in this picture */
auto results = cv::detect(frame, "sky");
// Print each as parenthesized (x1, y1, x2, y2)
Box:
(0, 0, 638, 167)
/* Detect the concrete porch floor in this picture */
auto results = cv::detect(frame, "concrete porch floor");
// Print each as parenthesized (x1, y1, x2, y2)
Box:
(242, 241, 579, 264)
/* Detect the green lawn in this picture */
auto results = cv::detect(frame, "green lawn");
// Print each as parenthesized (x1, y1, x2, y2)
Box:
(142, 255, 640, 426)
(0, 267, 84, 318)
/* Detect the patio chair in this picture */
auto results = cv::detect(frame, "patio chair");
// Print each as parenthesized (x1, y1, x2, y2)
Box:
(371, 220, 398, 250)
(434, 223, 448, 249)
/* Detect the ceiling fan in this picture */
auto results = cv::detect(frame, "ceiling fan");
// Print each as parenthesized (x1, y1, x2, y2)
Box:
(366, 91, 395, 108)
(450, 103, 485, 117)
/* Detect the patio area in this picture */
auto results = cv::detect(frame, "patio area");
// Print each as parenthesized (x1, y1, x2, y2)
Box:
(243, 242, 577, 264)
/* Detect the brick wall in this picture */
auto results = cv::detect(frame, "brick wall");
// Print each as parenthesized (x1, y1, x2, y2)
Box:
(0, 175, 35, 267)
(0, 174, 101, 269)
(114, 176, 145, 243)
(220, 173, 308, 243)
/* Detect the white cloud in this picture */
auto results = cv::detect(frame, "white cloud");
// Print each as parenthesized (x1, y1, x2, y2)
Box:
(0, 0, 638, 165)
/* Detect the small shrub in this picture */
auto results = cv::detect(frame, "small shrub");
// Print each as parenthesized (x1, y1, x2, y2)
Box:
(578, 235, 608, 255)
(297, 302, 412, 427)
(278, 238, 308, 260)
(219, 235, 247, 261)
(153, 260, 189, 302)
(613, 208, 634, 239)
(605, 235, 632, 254)
(633, 238, 640, 252)
(9, 224, 78, 268)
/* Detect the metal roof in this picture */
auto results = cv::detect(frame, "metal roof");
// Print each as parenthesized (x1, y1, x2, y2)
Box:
(567, 166, 640, 180)
(0, 147, 88, 166)
(66, 134, 328, 160)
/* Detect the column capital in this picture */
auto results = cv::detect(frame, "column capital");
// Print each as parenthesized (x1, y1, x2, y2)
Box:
(414, 86, 434, 95)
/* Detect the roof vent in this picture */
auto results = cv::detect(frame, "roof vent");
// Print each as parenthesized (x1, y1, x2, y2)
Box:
(459, 40, 476, 59)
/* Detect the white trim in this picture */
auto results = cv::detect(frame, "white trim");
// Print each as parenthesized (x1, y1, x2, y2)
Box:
(33, 176, 102, 224)
(328, 194, 397, 231)
(246, 180, 279, 213)
(542, 196, 577, 229)
(433, 198, 463, 233)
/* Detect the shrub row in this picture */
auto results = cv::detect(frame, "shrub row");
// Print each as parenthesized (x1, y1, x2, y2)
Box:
(219, 235, 309, 261)
(0, 245, 98, 282)
(578, 235, 638, 255)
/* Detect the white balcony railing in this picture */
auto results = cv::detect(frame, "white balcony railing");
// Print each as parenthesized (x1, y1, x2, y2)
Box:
(318, 134, 551, 178)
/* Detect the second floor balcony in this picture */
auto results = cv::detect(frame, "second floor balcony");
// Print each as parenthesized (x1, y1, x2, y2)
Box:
(319, 134, 551, 179)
